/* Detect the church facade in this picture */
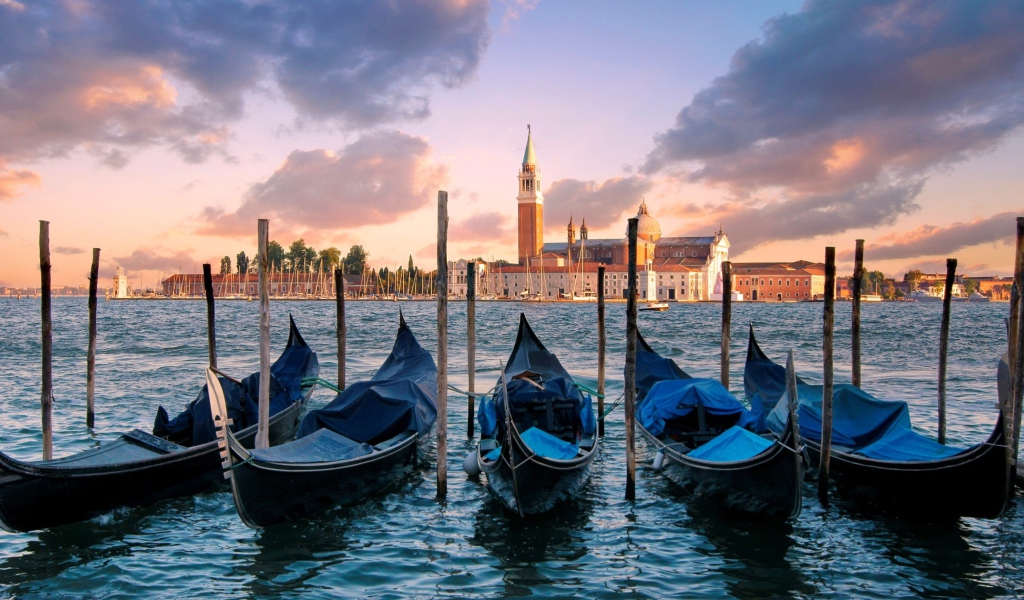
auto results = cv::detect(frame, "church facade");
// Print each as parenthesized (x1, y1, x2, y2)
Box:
(470, 128, 729, 301)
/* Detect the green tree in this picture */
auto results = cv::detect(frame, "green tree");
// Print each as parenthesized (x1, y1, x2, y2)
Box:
(903, 269, 924, 291)
(344, 245, 369, 275)
(266, 241, 285, 272)
(286, 239, 316, 273)
(220, 256, 232, 275)
(236, 251, 250, 275)
(319, 247, 342, 272)
(963, 279, 979, 295)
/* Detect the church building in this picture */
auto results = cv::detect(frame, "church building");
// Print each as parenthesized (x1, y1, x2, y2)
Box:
(475, 128, 730, 301)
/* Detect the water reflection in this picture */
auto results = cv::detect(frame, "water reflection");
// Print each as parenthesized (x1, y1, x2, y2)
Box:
(470, 496, 594, 594)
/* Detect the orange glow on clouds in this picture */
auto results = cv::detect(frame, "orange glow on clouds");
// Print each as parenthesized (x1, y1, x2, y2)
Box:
(824, 138, 866, 173)
(82, 66, 178, 111)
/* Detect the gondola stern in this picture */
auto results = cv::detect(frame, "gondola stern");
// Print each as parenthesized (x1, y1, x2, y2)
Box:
(286, 314, 308, 349)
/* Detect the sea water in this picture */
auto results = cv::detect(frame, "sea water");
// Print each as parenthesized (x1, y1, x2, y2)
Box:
(0, 298, 1020, 598)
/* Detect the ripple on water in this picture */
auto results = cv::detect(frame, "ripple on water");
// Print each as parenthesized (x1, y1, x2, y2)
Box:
(0, 299, 1021, 598)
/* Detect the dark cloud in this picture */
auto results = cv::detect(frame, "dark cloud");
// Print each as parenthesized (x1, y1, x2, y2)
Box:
(543, 176, 652, 233)
(838, 211, 1018, 261)
(450, 211, 511, 242)
(198, 130, 446, 236)
(54, 246, 84, 255)
(0, 0, 489, 192)
(645, 0, 1024, 243)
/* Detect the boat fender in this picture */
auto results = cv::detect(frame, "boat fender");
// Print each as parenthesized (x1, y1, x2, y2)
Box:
(463, 451, 481, 477)
(652, 450, 665, 471)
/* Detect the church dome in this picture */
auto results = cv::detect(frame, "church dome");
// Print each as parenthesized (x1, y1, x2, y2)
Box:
(634, 199, 661, 242)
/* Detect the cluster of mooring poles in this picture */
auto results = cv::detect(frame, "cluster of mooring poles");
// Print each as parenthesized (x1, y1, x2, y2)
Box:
(29, 212, 1024, 508)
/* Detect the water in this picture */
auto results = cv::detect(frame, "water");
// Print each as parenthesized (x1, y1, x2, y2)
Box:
(0, 298, 1021, 598)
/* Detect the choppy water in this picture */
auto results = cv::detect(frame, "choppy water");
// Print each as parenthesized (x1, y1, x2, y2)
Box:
(0, 298, 1021, 598)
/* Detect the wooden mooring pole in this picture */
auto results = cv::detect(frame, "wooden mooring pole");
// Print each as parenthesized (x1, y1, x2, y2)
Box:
(625, 218, 639, 501)
(819, 246, 836, 504)
(335, 268, 346, 389)
(937, 258, 957, 445)
(852, 239, 864, 388)
(202, 264, 218, 370)
(39, 221, 53, 460)
(256, 219, 270, 450)
(86, 248, 99, 428)
(467, 261, 476, 438)
(1011, 217, 1024, 472)
(436, 191, 449, 498)
(597, 265, 606, 437)
(721, 261, 732, 387)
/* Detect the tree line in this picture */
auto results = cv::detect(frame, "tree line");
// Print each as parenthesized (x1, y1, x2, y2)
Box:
(218, 241, 369, 276)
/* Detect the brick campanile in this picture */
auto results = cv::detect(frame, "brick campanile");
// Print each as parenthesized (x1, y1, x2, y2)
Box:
(517, 125, 543, 265)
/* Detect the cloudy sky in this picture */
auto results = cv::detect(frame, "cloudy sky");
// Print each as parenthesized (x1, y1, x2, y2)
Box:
(1, 0, 1022, 288)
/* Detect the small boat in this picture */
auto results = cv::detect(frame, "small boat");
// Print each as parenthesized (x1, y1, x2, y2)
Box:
(0, 318, 318, 532)
(467, 313, 598, 516)
(743, 325, 1010, 518)
(211, 313, 437, 527)
(640, 302, 670, 312)
(636, 331, 803, 519)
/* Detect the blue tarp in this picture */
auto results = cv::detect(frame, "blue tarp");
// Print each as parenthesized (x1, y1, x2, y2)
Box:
(250, 428, 373, 463)
(520, 427, 580, 460)
(479, 314, 595, 441)
(298, 317, 437, 445)
(153, 317, 319, 446)
(636, 331, 691, 402)
(686, 426, 774, 462)
(639, 378, 759, 437)
(852, 427, 966, 461)
(766, 383, 911, 448)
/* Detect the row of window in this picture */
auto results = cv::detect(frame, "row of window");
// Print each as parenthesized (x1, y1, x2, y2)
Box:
(737, 278, 810, 287)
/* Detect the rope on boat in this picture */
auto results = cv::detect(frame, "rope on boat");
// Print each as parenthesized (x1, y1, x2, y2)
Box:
(573, 383, 605, 399)
(599, 393, 625, 420)
(447, 383, 500, 397)
(226, 456, 253, 470)
(301, 377, 343, 394)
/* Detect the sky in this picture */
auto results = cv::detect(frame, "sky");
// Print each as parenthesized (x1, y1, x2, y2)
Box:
(1, 0, 1022, 289)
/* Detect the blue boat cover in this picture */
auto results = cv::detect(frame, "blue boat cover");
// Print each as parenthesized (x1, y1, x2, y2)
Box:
(250, 428, 374, 463)
(479, 314, 595, 439)
(766, 383, 911, 448)
(851, 427, 966, 461)
(639, 378, 759, 437)
(686, 426, 774, 462)
(297, 316, 437, 445)
(743, 326, 806, 432)
(519, 427, 580, 460)
(153, 316, 319, 446)
(636, 331, 691, 402)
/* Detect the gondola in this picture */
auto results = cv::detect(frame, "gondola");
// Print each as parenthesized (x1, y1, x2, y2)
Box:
(743, 325, 1011, 519)
(635, 331, 803, 519)
(467, 313, 598, 516)
(0, 317, 318, 533)
(211, 313, 437, 528)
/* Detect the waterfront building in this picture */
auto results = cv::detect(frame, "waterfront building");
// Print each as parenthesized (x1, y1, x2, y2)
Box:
(730, 261, 828, 301)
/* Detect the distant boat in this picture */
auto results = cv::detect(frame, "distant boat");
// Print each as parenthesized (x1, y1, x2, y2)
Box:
(640, 302, 670, 312)
(907, 290, 942, 302)
(861, 294, 883, 302)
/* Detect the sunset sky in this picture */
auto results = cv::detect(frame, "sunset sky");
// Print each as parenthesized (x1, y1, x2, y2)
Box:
(1, 0, 1022, 289)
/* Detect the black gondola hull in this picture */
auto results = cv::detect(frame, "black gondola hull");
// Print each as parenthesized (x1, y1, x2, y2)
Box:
(0, 397, 306, 533)
(802, 429, 1009, 519)
(639, 423, 803, 519)
(226, 433, 424, 528)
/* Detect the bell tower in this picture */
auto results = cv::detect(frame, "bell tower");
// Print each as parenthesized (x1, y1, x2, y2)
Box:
(517, 125, 543, 265)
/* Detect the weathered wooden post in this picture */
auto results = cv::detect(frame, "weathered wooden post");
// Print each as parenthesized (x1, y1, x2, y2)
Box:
(721, 260, 732, 387)
(467, 261, 476, 438)
(202, 264, 218, 370)
(39, 221, 53, 460)
(937, 257, 957, 445)
(436, 191, 449, 498)
(819, 246, 836, 504)
(597, 265, 606, 437)
(852, 239, 864, 388)
(256, 219, 271, 450)
(1011, 217, 1024, 468)
(335, 268, 346, 389)
(625, 218, 639, 501)
(86, 248, 100, 428)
